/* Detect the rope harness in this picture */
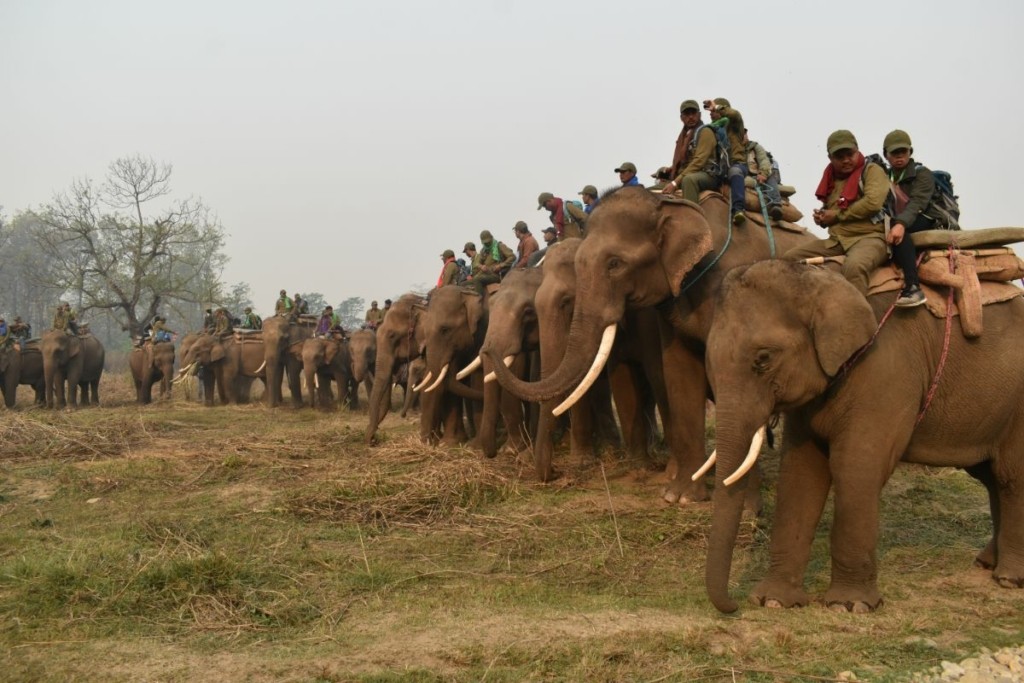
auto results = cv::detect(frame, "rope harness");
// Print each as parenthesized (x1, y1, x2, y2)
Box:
(753, 185, 777, 259)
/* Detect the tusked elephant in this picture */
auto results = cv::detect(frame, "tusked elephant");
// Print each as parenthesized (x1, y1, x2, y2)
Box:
(488, 187, 811, 503)
(367, 294, 429, 444)
(129, 341, 175, 404)
(177, 333, 265, 406)
(40, 330, 105, 409)
(301, 335, 351, 410)
(703, 259, 1024, 613)
(261, 316, 314, 408)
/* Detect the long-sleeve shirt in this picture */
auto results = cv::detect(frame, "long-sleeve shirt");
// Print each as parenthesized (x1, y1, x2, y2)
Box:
(827, 163, 891, 249)
(478, 240, 515, 274)
(674, 127, 717, 183)
(889, 160, 936, 228)
(515, 233, 539, 269)
(714, 106, 746, 163)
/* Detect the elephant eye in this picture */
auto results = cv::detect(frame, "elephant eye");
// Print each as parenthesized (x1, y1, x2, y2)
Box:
(607, 257, 623, 273)
(752, 349, 772, 375)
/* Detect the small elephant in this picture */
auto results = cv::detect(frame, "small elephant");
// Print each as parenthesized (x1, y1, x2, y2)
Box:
(129, 341, 175, 404)
(703, 259, 1024, 613)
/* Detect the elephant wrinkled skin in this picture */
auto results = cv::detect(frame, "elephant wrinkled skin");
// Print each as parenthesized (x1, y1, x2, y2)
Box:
(40, 330, 105, 409)
(703, 260, 1024, 613)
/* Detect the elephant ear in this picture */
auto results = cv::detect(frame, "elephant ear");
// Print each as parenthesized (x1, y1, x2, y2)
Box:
(656, 198, 714, 298)
(210, 342, 226, 362)
(324, 340, 339, 365)
(807, 268, 878, 376)
(462, 289, 485, 336)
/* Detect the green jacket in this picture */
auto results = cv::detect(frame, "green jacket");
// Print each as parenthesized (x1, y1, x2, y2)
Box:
(889, 160, 936, 229)
(274, 296, 293, 316)
(827, 163, 890, 249)
(674, 127, 717, 183)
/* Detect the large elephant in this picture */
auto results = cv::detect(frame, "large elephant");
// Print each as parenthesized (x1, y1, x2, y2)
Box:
(17, 342, 45, 406)
(489, 187, 811, 502)
(178, 333, 265, 406)
(702, 260, 1024, 613)
(367, 294, 429, 444)
(129, 341, 175, 404)
(347, 329, 377, 409)
(261, 316, 314, 408)
(40, 330, 105, 409)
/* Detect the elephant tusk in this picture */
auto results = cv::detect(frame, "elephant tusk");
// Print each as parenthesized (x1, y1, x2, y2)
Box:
(423, 363, 449, 393)
(483, 355, 514, 384)
(315, 373, 319, 389)
(723, 425, 767, 487)
(690, 451, 717, 482)
(412, 371, 433, 392)
(255, 360, 266, 374)
(552, 325, 617, 417)
(455, 356, 482, 380)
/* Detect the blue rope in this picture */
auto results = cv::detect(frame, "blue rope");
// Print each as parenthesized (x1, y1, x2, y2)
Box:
(754, 185, 777, 259)
(680, 210, 733, 295)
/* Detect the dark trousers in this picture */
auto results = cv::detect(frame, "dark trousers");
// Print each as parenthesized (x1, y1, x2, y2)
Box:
(728, 163, 747, 214)
(891, 214, 936, 287)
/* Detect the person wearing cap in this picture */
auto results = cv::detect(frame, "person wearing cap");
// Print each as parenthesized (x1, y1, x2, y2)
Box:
(240, 306, 263, 330)
(512, 221, 539, 269)
(203, 308, 215, 332)
(784, 130, 891, 296)
(437, 248, 460, 287)
(527, 227, 558, 267)
(471, 230, 515, 293)
(364, 300, 385, 329)
(744, 129, 784, 220)
(579, 184, 599, 215)
(883, 129, 934, 307)
(213, 307, 233, 337)
(383, 299, 392, 316)
(462, 241, 481, 278)
(537, 192, 583, 240)
(615, 162, 641, 187)
(10, 316, 31, 349)
(274, 289, 293, 317)
(293, 292, 309, 316)
(316, 306, 342, 336)
(703, 98, 749, 225)
(656, 99, 703, 184)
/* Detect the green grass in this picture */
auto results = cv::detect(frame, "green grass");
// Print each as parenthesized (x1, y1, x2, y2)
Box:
(0, 375, 1021, 681)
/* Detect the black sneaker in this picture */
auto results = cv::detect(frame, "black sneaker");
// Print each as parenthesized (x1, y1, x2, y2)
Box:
(769, 204, 784, 220)
(895, 285, 926, 308)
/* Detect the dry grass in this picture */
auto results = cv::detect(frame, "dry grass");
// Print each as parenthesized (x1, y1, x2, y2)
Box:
(0, 390, 1021, 682)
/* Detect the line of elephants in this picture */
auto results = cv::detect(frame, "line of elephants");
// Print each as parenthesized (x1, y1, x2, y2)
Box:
(8, 186, 1023, 615)
(0, 329, 105, 409)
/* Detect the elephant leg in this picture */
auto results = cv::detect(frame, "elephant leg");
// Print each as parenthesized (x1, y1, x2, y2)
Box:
(659, 334, 710, 504)
(590, 371, 622, 452)
(569, 392, 597, 460)
(990, 429, 1024, 587)
(533, 402, 559, 481)
(750, 428, 830, 609)
(964, 461, 1000, 571)
(608, 361, 648, 462)
(442, 393, 467, 446)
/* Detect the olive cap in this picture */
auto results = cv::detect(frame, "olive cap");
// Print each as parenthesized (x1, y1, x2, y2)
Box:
(579, 184, 598, 197)
(542, 226, 557, 234)
(441, 249, 455, 259)
(614, 162, 637, 173)
(713, 97, 731, 108)
(679, 99, 700, 113)
(513, 220, 528, 232)
(883, 129, 913, 153)
(463, 241, 476, 253)
(537, 192, 554, 209)
(480, 230, 494, 242)
(279, 289, 287, 296)
(827, 129, 859, 155)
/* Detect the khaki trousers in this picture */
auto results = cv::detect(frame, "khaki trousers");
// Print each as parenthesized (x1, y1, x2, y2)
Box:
(783, 235, 889, 295)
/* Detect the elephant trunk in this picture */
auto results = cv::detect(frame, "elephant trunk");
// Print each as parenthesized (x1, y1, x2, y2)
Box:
(366, 352, 397, 444)
(705, 409, 768, 614)
(477, 357, 502, 458)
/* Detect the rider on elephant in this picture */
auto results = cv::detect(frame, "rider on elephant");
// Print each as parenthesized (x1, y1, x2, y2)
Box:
(150, 316, 175, 343)
(239, 306, 263, 330)
(437, 249, 460, 288)
(274, 290, 293, 317)
(10, 316, 31, 350)
(0, 317, 10, 349)
(203, 308, 215, 332)
(316, 306, 343, 337)
(213, 308, 233, 337)
(52, 302, 78, 335)
(293, 293, 309, 316)
(660, 99, 723, 205)
(705, 97, 749, 225)
(471, 230, 514, 294)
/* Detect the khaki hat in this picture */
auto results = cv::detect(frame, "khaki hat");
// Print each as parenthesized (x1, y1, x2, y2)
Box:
(579, 184, 598, 197)
(713, 97, 731, 108)
(463, 241, 476, 253)
(279, 289, 287, 296)
(883, 129, 913, 154)
(441, 249, 455, 259)
(244, 307, 252, 313)
(679, 99, 700, 113)
(614, 162, 637, 173)
(537, 192, 554, 209)
(827, 129, 859, 155)
(480, 230, 494, 242)
(371, 301, 378, 306)
(513, 220, 528, 232)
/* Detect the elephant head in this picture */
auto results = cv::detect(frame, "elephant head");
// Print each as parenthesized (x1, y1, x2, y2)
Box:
(366, 293, 428, 444)
(703, 260, 875, 612)
(261, 316, 312, 407)
(421, 285, 486, 393)
(41, 330, 83, 408)
(348, 329, 377, 384)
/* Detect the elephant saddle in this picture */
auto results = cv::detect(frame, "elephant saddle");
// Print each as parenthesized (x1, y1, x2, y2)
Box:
(234, 330, 264, 343)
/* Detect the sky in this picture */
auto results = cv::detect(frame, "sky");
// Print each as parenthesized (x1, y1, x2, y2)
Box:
(3, 0, 1024, 318)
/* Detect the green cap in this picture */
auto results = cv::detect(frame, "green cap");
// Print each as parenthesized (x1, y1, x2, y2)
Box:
(883, 129, 913, 154)
(579, 184, 598, 197)
(679, 99, 700, 113)
(463, 241, 476, 254)
(480, 230, 494, 242)
(713, 97, 731, 108)
(827, 129, 859, 155)
(537, 192, 554, 209)
(513, 220, 528, 232)
(614, 162, 637, 173)
(441, 249, 455, 259)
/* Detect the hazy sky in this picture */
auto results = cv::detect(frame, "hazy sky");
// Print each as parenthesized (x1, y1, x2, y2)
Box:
(4, 0, 1023, 317)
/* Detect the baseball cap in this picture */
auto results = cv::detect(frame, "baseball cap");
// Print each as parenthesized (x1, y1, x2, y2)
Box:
(513, 220, 528, 232)
(537, 192, 554, 209)
(679, 99, 700, 113)
(441, 249, 455, 259)
(713, 97, 731, 108)
(579, 184, 598, 197)
(614, 162, 637, 173)
(827, 129, 859, 155)
(883, 129, 913, 154)
(480, 230, 494, 242)
(542, 226, 556, 234)
(463, 241, 476, 253)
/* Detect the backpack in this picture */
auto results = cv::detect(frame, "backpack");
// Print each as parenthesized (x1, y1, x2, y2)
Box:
(925, 168, 961, 230)
(690, 123, 732, 181)
(564, 199, 585, 226)
(857, 154, 891, 225)
(455, 258, 471, 285)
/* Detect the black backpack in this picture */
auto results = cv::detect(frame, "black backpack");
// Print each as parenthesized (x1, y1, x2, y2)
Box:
(925, 168, 960, 230)
(455, 258, 471, 285)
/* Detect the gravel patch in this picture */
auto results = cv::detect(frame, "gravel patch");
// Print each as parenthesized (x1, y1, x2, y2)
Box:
(908, 645, 1024, 682)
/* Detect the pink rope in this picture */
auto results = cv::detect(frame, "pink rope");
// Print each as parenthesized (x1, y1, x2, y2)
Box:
(916, 245, 957, 426)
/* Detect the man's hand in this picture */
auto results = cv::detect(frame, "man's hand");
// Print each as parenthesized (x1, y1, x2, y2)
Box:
(888, 223, 906, 246)
(702, 99, 713, 110)
(816, 208, 839, 227)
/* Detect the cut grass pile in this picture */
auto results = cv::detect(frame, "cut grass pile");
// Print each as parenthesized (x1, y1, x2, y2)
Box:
(0, 391, 1022, 682)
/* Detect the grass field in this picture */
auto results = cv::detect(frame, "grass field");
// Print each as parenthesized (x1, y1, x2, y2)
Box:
(1, 373, 1022, 682)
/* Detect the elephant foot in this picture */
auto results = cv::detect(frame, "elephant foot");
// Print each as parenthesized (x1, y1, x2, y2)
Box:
(993, 571, 1024, 588)
(750, 580, 810, 609)
(823, 585, 882, 613)
(661, 476, 709, 505)
(826, 600, 879, 614)
(974, 540, 997, 570)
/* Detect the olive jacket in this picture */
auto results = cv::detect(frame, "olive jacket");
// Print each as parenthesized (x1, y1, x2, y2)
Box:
(827, 163, 891, 249)
(889, 160, 936, 228)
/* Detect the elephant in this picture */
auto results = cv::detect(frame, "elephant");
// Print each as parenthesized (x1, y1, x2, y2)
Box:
(16, 342, 46, 406)
(488, 187, 812, 503)
(129, 341, 175, 404)
(176, 333, 204, 402)
(398, 357, 427, 417)
(367, 294, 429, 444)
(40, 330, 105, 409)
(0, 344, 23, 408)
(300, 336, 351, 410)
(346, 328, 377, 409)
(177, 333, 265, 406)
(261, 316, 314, 408)
(418, 285, 490, 445)
(702, 259, 1024, 613)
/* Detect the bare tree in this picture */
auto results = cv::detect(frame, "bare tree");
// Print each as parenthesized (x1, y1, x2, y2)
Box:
(35, 155, 229, 338)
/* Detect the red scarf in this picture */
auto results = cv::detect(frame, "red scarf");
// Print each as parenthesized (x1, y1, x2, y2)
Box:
(815, 151, 865, 209)
(437, 257, 455, 287)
